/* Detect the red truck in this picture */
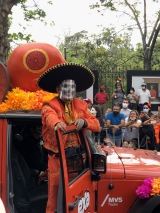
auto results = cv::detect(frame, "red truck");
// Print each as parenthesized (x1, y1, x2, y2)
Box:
(0, 111, 160, 213)
(0, 42, 160, 212)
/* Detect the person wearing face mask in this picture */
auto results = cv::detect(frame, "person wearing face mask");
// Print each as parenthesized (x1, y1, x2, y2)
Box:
(105, 104, 125, 146)
(139, 102, 156, 150)
(37, 63, 101, 213)
(120, 98, 131, 118)
(112, 85, 126, 108)
(115, 77, 122, 91)
(94, 85, 109, 116)
(137, 83, 151, 112)
(140, 102, 153, 118)
(127, 87, 138, 110)
(83, 98, 97, 116)
(123, 110, 142, 147)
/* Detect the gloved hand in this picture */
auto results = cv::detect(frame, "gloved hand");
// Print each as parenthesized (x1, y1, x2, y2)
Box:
(73, 119, 85, 131)
(38, 170, 48, 185)
(54, 122, 67, 132)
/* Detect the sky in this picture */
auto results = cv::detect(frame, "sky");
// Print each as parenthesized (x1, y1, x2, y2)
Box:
(9, 0, 158, 48)
(10, 0, 117, 46)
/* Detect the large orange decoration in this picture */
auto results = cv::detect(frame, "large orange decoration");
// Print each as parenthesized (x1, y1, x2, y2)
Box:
(7, 42, 66, 91)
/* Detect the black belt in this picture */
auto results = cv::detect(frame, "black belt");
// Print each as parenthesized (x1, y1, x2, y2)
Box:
(47, 150, 59, 157)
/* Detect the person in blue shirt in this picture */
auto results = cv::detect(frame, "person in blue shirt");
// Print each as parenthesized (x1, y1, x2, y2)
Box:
(105, 104, 125, 146)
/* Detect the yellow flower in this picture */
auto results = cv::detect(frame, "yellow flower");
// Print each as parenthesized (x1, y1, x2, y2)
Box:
(151, 177, 160, 196)
(0, 88, 58, 113)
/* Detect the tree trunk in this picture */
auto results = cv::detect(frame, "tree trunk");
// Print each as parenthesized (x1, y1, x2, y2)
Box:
(0, 2, 15, 64)
(144, 55, 152, 70)
(143, 47, 151, 70)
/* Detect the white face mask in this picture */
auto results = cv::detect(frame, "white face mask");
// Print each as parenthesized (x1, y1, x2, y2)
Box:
(143, 108, 149, 113)
(116, 80, 120, 83)
(90, 107, 97, 116)
(130, 90, 133, 93)
(59, 80, 76, 102)
(142, 86, 146, 90)
(122, 103, 128, 108)
(130, 117, 136, 121)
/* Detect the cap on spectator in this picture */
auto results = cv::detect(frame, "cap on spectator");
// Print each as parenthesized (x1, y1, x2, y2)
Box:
(83, 98, 92, 104)
(143, 102, 151, 108)
(100, 86, 105, 89)
(116, 77, 121, 81)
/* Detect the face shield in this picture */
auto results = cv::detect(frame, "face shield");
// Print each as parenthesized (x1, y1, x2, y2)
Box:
(59, 80, 76, 102)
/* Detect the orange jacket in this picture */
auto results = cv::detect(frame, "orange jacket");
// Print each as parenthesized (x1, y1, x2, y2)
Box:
(41, 97, 101, 153)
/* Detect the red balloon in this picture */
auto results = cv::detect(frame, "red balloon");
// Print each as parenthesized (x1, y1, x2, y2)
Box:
(7, 42, 66, 91)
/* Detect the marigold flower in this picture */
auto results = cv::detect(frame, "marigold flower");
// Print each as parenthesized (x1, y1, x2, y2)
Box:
(0, 88, 58, 113)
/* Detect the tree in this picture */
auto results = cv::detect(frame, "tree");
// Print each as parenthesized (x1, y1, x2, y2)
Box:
(59, 28, 145, 95)
(59, 28, 142, 70)
(0, 0, 50, 64)
(90, 0, 160, 70)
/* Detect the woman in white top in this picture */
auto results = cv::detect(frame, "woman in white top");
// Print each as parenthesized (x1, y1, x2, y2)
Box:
(123, 110, 142, 147)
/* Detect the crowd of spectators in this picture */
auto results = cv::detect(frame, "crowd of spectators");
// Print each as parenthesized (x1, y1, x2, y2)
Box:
(83, 78, 160, 151)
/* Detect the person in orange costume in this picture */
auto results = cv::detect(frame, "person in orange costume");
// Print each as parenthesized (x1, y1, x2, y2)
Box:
(37, 63, 101, 213)
(151, 115, 160, 145)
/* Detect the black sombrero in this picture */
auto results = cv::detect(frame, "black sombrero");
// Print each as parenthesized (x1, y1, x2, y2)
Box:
(37, 63, 95, 93)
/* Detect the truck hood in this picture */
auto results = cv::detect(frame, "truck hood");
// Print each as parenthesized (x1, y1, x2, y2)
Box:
(99, 146, 160, 180)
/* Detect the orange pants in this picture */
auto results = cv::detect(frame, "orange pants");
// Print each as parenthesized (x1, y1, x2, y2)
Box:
(46, 155, 60, 213)
(154, 124, 160, 144)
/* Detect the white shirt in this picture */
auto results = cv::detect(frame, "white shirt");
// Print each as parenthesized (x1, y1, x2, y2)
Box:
(137, 89, 151, 104)
(120, 108, 131, 118)
(123, 118, 142, 141)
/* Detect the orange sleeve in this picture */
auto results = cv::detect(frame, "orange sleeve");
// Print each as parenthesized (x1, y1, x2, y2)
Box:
(41, 98, 66, 152)
(41, 104, 61, 130)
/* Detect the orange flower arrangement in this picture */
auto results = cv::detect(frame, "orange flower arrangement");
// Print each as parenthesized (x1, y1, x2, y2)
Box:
(151, 177, 160, 196)
(0, 87, 58, 113)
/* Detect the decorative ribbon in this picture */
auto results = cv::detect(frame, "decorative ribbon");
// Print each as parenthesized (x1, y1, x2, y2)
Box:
(64, 102, 73, 125)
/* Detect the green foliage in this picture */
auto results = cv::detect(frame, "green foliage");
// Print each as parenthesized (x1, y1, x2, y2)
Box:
(20, 1, 46, 22)
(59, 28, 144, 71)
(24, 9, 46, 21)
(90, 0, 116, 11)
(152, 37, 160, 70)
(58, 27, 160, 98)
(8, 0, 54, 49)
(90, 0, 160, 70)
(8, 32, 33, 42)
